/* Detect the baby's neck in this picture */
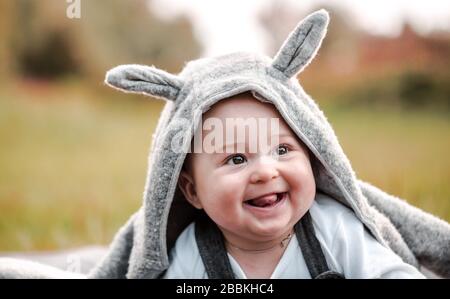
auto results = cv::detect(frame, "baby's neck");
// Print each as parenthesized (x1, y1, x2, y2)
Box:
(222, 228, 294, 279)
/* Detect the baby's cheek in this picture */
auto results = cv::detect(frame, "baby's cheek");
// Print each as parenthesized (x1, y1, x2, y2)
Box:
(301, 170, 316, 194)
(200, 175, 243, 205)
(202, 192, 241, 228)
(287, 161, 316, 200)
(299, 174, 316, 210)
(214, 182, 243, 206)
(216, 172, 244, 194)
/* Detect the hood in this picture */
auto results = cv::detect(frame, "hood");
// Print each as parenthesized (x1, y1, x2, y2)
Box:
(95, 10, 450, 279)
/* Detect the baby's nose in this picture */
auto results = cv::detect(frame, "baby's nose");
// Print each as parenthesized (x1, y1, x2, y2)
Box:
(249, 157, 279, 184)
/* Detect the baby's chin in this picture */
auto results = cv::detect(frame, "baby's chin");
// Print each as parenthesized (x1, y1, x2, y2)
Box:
(245, 215, 295, 240)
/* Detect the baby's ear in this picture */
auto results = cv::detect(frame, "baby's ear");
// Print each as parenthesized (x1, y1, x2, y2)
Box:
(105, 64, 184, 101)
(272, 9, 329, 78)
(178, 170, 203, 210)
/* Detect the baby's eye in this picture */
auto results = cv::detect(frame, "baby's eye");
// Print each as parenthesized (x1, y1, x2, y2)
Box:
(275, 144, 289, 156)
(225, 154, 247, 165)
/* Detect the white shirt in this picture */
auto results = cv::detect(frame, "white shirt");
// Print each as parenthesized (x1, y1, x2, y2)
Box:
(163, 193, 425, 279)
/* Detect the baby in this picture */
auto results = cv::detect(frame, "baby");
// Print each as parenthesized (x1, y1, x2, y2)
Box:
(2, 9, 449, 280)
(165, 92, 424, 279)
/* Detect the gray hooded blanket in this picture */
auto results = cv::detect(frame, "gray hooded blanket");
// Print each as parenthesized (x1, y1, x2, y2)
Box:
(1, 9, 449, 279)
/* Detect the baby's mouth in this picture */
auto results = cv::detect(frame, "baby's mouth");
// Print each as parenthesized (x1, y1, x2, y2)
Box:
(244, 192, 286, 208)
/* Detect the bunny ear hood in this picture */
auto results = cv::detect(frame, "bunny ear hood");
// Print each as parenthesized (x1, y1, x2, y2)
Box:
(105, 64, 183, 101)
(272, 8, 329, 77)
(88, 9, 450, 279)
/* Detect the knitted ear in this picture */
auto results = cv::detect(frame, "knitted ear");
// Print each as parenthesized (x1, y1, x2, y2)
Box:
(105, 64, 183, 101)
(272, 9, 329, 78)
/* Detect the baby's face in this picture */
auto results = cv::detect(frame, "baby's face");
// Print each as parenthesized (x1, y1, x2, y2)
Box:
(179, 93, 316, 243)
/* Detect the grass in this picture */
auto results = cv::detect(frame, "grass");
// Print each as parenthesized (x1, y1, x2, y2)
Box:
(325, 105, 450, 220)
(0, 81, 163, 251)
(0, 81, 449, 251)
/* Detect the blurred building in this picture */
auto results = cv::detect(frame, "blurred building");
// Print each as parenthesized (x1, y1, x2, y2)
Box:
(0, 0, 201, 81)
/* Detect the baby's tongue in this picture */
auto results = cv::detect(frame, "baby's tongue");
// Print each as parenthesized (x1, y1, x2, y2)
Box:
(248, 194, 277, 207)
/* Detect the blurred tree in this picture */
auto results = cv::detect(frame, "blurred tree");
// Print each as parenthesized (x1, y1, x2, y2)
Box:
(258, 0, 450, 110)
(76, 0, 201, 78)
(0, 0, 15, 80)
(399, 72, 434, 108)
(258, 1, 361, 74)
(3, 0, 201, 81)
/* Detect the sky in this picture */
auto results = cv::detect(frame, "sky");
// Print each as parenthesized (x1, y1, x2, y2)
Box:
(149, 0, 450, 57)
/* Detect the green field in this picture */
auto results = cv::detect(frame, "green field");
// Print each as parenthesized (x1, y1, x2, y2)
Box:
(0, 83, 449, 251)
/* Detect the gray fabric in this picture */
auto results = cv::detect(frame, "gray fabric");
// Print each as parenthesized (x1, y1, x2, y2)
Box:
(194, 212, 235, 279)
(359, 181, 450, 277)
(1, 9, 449, 279)
(0, 258, 85, 279)
(0, 246, 106, 276)
(194, 207, 344, 279)
(294, 210, 343, 279)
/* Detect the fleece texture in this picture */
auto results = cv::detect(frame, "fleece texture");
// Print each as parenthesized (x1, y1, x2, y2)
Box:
(1, 9, 449, 279)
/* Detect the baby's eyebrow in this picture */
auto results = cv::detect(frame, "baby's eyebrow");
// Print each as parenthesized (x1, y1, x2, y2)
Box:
(216, 134, 298, 150)
(275, 133, 298, 142)
(275, 133, 292, 138)
(219, 142, 248, 154)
